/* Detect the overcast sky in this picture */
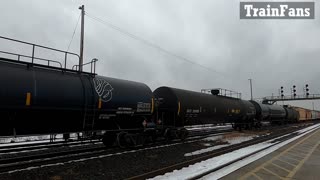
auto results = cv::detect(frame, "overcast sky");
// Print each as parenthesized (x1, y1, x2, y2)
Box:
(0, 0, 319, 109)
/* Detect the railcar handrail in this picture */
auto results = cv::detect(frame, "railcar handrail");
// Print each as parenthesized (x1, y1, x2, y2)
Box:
(201, 88, 242, 99)
(72, 58, 98, 74)
(0, 50, 63, 68)
(0, 36, 96, 74)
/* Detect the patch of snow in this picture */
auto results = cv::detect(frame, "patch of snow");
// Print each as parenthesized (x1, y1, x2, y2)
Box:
(226, 135, 254, 145)
(185, 144, 229, 157)
(185, 134, 256, 157)
(6, 133, 213, 173)
(0, 140, 53, 147)
(0, 148, 49, 155)
(0, 133, 85, 145)
(185, 124, 231, 129)
(202, 143, 212, 147)
(202, 135, 223, 142)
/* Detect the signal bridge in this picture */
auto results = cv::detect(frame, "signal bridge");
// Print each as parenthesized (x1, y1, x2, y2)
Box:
(262, 94, 320, 104)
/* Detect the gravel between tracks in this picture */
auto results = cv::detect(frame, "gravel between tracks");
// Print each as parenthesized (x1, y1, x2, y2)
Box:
(0, 124, 311, 180)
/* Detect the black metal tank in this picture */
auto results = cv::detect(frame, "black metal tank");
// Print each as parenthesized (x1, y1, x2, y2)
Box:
(0, 58, 154, 136)
(269, 104, 286, 120)
(153, 86, 253, 127)
(250, 100, 270, 120)
(250, 100, 286, 122)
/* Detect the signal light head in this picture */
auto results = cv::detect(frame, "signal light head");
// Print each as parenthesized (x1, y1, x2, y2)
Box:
(293, 85, 296, 88)
(294, 93, 297, 96)
(281, 86, 283, 89)
(306, 84, 309, 87)
(307, 93, 309, 96)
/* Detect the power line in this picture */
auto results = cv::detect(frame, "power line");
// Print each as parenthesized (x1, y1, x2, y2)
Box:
(66, 13, 81, 52)
(85, 13, 226, 77)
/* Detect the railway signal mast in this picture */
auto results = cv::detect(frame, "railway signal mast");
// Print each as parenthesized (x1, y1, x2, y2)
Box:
(305, 84, 309, 97)
(263, 84, 320, 104)
(292, 85, 297, 98)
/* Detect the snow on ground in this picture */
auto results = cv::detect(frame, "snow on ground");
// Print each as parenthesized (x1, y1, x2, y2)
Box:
(186, 124, 232, 131)
(0, 134, 64, 146)
(0, 133, 86, 147)
(202, 135, 223, 142)
(0, 139, 58, 147)
(0, 148, 50, 155)
(6, 133, 222, 173)
(150, 124, 320, 180)
(185, 133, 256, 157)
(185, 144, 229, 157)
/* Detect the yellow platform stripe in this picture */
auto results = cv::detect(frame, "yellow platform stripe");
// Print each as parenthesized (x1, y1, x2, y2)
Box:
(26, 92, 31, 106)
(98, 98, 102, 109)
(277, 158, 296, 167)
(271, 162, 290, 172)
(151, 98, 154, 113)
(252, 173, 263, 180)
(262, 167, 283, 179)
(240, 129, 320, 180)
(286, 135, 320, 178)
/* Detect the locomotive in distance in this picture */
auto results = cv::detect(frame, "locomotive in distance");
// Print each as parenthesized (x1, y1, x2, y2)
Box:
(0, 36, 318, 147)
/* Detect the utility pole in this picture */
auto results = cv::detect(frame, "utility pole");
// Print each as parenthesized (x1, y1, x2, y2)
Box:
(312, 101, 315, 111)
(248, 78, 253, 100)
(79, 5, 85, 72)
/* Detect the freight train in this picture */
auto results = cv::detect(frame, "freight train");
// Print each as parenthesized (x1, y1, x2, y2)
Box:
(0, 37, 318, 147)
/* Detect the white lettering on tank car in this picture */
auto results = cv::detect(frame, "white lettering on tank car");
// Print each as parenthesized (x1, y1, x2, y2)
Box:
(99, 114, 116, 119)
(137, 102, 151, 112)
(186, 109, 200, 113)
(116, 107, 134, 115)
(93, 77, 113, 102)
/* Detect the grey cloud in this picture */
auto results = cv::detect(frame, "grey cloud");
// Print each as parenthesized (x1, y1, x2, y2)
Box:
(0, 0, 319, 109)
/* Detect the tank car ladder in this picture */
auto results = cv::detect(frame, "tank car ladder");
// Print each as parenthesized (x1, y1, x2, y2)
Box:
(80, 75, 97, 135)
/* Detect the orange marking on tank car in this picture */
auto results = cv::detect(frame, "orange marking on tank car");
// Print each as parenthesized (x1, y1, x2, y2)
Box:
(151, 98, 154, 113)
(25, 92, 31, 106)
(98, 98, 102, 109)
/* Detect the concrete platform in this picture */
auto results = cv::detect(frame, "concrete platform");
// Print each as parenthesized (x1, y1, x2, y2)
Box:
(222, 128, 320, 180)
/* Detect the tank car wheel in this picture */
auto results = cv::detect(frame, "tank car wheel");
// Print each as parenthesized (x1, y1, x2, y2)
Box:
(232, 123, 236, 130)
(116, 131, 135, 148)
(145, 129, 157, 143)
(179, 128, 189, 141)
(102, 132, 117, 147)
(164, 128, 172, 141)
(63, 133, 70, 141)
(245, 123, 252, 130)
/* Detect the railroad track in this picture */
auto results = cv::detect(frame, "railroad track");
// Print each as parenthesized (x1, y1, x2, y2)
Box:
(0, 123, 313, 176)
(0, 126, 232, 155)
(0, 127, 233, 174)
(0, 139, 101, 154)
(125, 122, 318, 180)
(0, 145, 108, 172)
